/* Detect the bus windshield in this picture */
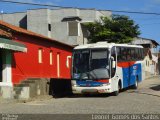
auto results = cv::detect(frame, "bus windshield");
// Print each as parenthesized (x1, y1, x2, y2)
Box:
(72, 49, 110, 80)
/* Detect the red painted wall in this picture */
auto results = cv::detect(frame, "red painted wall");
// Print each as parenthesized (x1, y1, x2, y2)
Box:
(11, 33, 72, 84)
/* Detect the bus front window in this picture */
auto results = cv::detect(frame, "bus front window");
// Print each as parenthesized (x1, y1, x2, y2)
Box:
(73, 50, 90, 79)
(72, 49, 110, 80)
(90, 50, 110, 79)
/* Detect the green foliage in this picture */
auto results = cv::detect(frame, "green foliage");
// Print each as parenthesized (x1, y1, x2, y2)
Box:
(85, 14, 140, 43)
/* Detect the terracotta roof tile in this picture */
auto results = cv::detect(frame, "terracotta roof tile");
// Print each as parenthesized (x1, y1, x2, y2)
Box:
(0, 20, 73, 48)
(0, 29, 12, 38)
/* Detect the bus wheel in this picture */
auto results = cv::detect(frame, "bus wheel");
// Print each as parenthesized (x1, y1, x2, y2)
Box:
(112, 83, 120, 96)
(133, 79, 138, 89)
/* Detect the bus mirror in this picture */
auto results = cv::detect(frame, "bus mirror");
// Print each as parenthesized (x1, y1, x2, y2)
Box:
(112, 61, 116, 68)
(111, 56, 114, 61)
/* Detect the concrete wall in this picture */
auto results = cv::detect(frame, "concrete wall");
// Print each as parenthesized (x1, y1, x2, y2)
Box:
(27, 9, 50, 37)
(79, 9, 96, 22)
(49, 8, 112, 22)
(0, 8, 112, 45)
(50, 8, 79, 22)
(0, 12, 27, 28)
(158, 57, 160, 75)
(143, 55, 158, 78)
(144, 56, 152, 73)
(99, 10, 112, 18)
(52, 22, 69, 43)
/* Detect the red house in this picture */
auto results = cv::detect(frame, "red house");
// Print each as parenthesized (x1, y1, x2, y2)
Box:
(0, 20, 73, 98)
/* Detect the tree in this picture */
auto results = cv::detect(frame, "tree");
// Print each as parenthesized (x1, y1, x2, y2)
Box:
(85, 15, 140, 43)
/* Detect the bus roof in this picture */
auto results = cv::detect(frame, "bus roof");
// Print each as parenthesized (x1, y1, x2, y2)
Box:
(74, 42, 143, 50)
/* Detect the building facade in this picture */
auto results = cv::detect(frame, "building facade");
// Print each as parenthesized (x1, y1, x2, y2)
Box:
(0, 20, 73, 99)
(158, 53, 160, 75)
(0, 8, 112, 46)
(131, 37, 159, 77)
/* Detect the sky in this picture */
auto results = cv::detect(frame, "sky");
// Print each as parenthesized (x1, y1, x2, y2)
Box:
(0, 0, 160, 48)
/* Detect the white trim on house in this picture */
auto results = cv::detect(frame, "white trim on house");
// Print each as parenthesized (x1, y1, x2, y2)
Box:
(50, 50, 53, 65)
(0, 82, 13, 87)
(57, 53, 60, 78)
(66, 56, 71, 68)
(2, 64, 12, 83)
(77, 22, 80, 36)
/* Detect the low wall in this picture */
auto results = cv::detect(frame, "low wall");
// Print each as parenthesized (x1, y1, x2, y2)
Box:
(0, 78, 72, 100)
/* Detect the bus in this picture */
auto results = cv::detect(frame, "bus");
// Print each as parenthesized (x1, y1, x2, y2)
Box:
(71, 42, 145, 96)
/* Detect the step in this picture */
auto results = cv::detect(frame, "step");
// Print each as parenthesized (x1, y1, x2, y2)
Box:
(22, 80, 36, 84)
(14, 83, 30, 87)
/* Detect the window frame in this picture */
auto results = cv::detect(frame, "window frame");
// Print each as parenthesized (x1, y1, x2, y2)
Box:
(38, 48, 43, 64)
(50, 50, 53, 65)
(67, 21, 80, 36)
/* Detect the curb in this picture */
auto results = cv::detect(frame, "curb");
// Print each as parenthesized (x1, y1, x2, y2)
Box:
(145, 75, 160, 80)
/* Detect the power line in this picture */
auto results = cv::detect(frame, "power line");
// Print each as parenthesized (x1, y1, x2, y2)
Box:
(131, 17, 160, 21)
(1, 0, 160, 16)
(0, 0, 72, 8)
(109, 10, 160, 16)
(141, 23, 160, 26)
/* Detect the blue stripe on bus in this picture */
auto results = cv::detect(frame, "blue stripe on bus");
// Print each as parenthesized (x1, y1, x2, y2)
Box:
(122, 63, 142, 88)
(76, 81, 103, 87)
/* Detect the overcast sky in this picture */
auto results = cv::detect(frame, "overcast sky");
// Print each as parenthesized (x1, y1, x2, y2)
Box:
(0, 0, 160, 47)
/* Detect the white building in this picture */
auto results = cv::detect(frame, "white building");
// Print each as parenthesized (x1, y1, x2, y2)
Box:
(131, 37, 159, 77)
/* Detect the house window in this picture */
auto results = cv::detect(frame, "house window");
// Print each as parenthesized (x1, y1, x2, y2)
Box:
(38, 48, 43, 63)
(66, 56, 71, 68)
(48, 24, 51, 31)
(68, 22, 79, 36)
(50, 50, 53, 65)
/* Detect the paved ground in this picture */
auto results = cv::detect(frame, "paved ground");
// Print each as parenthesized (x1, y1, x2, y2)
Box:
(0, 76, 159, 115)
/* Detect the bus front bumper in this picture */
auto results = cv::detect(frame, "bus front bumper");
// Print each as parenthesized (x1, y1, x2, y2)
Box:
(72, 85, 112, 94)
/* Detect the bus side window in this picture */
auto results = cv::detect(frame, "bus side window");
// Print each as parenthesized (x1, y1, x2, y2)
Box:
(116, 47, 121, 62)
(141, 48, 145, 60)
(126, 48, 131, 61)
(135, 48, 139, 60)
(130, 48, 135, 60)
(138, 48, 142, 60)
(121, 47, 127, 61)
(111, 46, 116, 60)
(111, 47, 116, 77)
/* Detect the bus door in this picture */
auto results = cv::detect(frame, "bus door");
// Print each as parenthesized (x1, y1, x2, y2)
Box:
(129, 48, 139, 86)
(123, 63, 131, 87)
(118, 47, 130, 88)
(126, 48, 137, 87)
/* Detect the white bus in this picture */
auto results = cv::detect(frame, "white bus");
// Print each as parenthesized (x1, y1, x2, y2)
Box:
(71, 42, 145, 95)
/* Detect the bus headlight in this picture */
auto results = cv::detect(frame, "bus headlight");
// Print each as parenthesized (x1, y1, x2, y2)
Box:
(71, 80, 79, 87)
(102, 83, 110, 86)
(73, 84, 79, 87)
